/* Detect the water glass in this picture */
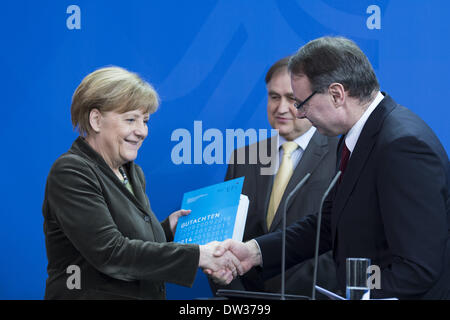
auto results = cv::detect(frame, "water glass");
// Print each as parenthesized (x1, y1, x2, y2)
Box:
(346, 258, 371, 300)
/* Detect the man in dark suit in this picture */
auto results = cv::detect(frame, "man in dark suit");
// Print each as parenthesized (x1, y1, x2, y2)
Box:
(216, 37, 450, 299)
(210, 57, 339, 297)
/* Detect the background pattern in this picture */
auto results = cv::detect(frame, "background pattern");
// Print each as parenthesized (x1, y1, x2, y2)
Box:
(0, 0, 448, 299)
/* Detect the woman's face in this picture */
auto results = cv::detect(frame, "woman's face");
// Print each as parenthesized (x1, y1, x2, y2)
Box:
(94, 109, 149, 168)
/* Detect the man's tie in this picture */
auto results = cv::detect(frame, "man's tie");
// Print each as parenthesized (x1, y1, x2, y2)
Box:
(338, 141, 351, 184)
(266, 141, 298, 229)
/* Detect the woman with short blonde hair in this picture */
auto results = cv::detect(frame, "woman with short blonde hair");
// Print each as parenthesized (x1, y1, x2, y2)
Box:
(43, 66, 239, 299)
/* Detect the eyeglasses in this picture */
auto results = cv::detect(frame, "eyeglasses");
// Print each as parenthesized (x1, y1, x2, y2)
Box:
(294, 91, 317, 110)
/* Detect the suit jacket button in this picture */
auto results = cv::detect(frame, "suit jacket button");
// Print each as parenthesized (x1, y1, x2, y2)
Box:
(144, 216, 150, 222)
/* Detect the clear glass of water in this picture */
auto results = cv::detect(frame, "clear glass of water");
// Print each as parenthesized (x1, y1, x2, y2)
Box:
(346, 258, 371, 300)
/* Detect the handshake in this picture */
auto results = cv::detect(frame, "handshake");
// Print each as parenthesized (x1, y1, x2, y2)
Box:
(198, 239, 263, 285)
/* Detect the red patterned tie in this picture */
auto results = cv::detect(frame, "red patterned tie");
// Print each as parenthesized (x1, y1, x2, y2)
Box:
(338, 142, 351, 184)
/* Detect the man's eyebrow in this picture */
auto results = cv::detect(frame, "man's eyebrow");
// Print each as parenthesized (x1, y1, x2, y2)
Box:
(292, 94, 302, 102)
(268, 90, 280, 96)
(286, 93, 296, 99)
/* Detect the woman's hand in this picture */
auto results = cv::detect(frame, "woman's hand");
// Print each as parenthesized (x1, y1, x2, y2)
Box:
(168, 209, 191, 236)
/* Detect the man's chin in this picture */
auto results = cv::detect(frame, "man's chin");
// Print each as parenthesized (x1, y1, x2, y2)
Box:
(316, 126, 338, 137)
(275, 125, 292, 136)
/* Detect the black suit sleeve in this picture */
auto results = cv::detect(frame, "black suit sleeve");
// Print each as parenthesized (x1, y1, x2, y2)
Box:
(373, 137, 448, 299)
(225, 150, 237, 181)
(256, 195, 333, 280)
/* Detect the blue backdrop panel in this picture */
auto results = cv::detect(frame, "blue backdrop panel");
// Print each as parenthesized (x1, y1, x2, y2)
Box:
(0, 0, 448, 299)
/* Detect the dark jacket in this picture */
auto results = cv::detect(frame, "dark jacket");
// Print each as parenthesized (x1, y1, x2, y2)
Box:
(43, 137, 199, 299)
(257, 94, 450, 299)
(212, 130, 339, 297)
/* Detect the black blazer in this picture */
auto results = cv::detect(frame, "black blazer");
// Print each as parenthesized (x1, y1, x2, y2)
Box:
(42, 137, 199, 299)
(257, 94, 450, 299)
(213, 130, 339, 296)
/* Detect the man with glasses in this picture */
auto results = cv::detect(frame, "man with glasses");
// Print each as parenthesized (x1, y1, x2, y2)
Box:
(209, 56, 339, 298)
(215, 37, 450, 299)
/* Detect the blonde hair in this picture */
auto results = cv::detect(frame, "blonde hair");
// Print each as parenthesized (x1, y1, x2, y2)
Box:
(71, 66, 159, 136)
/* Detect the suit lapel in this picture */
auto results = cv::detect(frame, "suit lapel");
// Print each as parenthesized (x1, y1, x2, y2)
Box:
(269, 131, 329, 231)
(254, 137, 276, 234)
(126, 163, 152, 212)
(73, 138, 153, 217)
(331, 94, 396, 236)
(259, 169, 274, 234)
(97, 162, 153, 218)
(127, 163, 167, 242)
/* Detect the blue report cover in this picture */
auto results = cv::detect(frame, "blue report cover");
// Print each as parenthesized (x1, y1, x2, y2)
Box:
(174, 177, 248, 245)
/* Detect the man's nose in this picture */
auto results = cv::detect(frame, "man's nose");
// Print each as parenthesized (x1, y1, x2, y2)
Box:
(278, 97, 292, 113)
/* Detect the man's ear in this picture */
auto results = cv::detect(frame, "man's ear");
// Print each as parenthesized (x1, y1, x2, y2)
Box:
(328, 83, 346, 107)
(89, 108, 102, 133)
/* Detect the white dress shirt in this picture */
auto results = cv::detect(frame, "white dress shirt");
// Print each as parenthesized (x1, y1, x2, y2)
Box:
(345, 91, 384, 154)
(274, 126, 317, 174)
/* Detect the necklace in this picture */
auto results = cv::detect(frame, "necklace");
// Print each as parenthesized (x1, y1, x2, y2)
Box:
(118, 166, 129, 185)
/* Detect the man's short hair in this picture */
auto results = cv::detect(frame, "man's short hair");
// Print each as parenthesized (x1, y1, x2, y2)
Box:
(265, 56, 291, 84)
(288, 36, 379, 102)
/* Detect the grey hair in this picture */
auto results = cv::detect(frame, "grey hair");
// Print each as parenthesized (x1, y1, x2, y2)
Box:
(288, 36, 379, 103)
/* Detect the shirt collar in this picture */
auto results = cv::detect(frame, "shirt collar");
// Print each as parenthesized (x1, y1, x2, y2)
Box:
(345, 91, 384, 153)
(278, 126, 317, 152)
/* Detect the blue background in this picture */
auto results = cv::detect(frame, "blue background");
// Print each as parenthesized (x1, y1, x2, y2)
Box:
(0, 0, 448, 299)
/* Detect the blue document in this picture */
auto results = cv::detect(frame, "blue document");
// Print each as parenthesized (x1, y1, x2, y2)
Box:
(174, 177, 248, 245)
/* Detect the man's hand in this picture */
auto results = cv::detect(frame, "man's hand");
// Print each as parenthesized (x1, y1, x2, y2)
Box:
(199, 241, 243, 285)
(212, 239, 262, 277)
(220, 239, 262, 274)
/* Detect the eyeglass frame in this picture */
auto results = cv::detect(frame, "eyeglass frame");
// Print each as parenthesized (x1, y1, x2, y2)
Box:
(294, 90, 317, 111)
